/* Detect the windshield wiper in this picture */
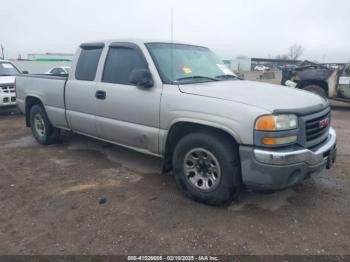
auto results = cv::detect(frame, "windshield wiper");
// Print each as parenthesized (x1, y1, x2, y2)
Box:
(214, 74, 240, 80)
(175, 76, 219, 82)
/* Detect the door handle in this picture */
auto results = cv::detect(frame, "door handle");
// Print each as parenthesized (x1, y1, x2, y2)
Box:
(95, 90, 106, 100)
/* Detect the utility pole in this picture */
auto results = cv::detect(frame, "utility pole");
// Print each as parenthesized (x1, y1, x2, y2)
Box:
(0, 44, 4, 60)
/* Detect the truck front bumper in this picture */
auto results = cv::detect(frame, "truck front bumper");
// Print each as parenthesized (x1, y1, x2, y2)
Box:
(0, 93, 16, 108)
(239, 127, 337, 190)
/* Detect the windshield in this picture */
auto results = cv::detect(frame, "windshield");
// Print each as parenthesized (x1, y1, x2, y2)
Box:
(146, 43, 238, 84)
(0, 62, 20, 76)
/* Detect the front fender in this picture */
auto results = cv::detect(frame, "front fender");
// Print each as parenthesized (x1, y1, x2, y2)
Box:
(159, 116, 243, 155)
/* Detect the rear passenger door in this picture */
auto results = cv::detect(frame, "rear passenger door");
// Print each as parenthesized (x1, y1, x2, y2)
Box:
(94, 42, 162, 154)
(65, 43, 104, 136)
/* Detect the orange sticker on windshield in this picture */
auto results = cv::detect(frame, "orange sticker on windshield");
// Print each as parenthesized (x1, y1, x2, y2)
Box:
(182, 67, 192, 74)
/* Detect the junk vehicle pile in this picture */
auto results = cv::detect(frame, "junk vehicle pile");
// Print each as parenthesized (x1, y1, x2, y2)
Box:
(282, 60, 350, 102)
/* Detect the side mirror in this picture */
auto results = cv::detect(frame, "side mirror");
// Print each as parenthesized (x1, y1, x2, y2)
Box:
(130, 69, 153, 88)
(22, 70, 29, 74)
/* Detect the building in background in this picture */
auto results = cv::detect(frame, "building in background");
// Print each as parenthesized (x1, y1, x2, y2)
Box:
(9, 52, 73, 74)
(27, 53, 74, 61)
(251, 58, 301, 71)
(227, 57, 302, 72)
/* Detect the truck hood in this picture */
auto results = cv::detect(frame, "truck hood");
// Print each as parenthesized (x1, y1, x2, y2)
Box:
(0, 76, 16, 84)
(179, 80, 328, 113)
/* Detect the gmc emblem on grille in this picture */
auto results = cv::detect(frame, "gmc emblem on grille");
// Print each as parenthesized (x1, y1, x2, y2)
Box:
(319, 117, 329, 129)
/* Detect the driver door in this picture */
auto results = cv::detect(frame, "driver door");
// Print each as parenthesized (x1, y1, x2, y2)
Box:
(94, 42, 162, 154)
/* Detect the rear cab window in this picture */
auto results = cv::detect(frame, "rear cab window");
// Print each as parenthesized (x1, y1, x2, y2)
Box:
(75, 43, 104, 81)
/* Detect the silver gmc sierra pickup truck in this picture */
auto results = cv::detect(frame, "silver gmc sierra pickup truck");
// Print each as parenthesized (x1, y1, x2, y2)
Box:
(16, 39, 337, 205)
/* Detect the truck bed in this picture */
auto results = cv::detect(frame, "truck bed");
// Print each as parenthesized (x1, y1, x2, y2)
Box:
(16, 74, 69, 129)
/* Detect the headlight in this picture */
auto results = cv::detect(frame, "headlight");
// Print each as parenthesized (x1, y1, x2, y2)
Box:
(255, 114, 298, 131)
(255, 114, 298, 146)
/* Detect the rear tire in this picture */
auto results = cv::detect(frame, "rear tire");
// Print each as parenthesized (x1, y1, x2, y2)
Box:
(303, 85, 327, 98)
(172, 131, 241, 206)
(30, 105, 60, 145)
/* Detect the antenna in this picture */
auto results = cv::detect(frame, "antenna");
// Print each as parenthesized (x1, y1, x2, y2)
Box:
(171, 8, 174, 43)
(170, 8, 174, 83)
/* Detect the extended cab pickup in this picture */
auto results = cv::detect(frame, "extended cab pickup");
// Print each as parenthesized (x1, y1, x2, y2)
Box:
(16, 39, 337, 205)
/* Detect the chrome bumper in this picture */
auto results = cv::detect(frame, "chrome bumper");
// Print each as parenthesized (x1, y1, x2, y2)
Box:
(254, 127, 336, 166)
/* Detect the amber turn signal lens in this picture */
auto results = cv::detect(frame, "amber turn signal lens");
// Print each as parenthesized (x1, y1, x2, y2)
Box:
(261, 138, 277, 145)
(261, 136, 297, 145)
(255, 116, 276, 131)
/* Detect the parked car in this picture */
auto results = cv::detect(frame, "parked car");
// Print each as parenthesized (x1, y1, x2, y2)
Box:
(46, 66, 70, 75)
(254, 65, 270, 71)
(283, 60, 350, 102)
(16, 39, 337, 205)
(0, 60, 22, 109)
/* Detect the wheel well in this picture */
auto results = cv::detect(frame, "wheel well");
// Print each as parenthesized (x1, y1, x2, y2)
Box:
(297, 80, 328, 94)
(25, 96, 43, 127)
(162, 122, 238, 173)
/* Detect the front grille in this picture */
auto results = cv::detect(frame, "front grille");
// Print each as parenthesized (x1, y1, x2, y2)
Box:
(305, 112, 330, 141)
(0, 84, 15, 93)
(300, 107, 331, 148)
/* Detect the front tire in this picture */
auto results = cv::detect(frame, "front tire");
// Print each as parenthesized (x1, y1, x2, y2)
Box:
(30, 105, 60, 145)
(172, 132, 241, 206)
(303, 85, 327, 98)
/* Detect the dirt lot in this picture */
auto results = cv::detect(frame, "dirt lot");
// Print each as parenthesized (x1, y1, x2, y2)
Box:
(0, 101, 349, 255)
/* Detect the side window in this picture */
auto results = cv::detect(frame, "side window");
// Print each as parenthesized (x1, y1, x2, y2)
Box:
(102, 47, 147, 85)
(75, 47, 103, 81)
(50, 68, 58, 74)
(51, 68, 63, 74)
(56, 68, 65, 74)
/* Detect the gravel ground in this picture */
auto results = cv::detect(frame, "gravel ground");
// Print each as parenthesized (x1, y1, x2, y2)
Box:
(0, 101, 349, 255)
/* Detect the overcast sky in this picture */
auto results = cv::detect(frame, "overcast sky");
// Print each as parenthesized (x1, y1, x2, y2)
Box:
(2, 0, 349, 62)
